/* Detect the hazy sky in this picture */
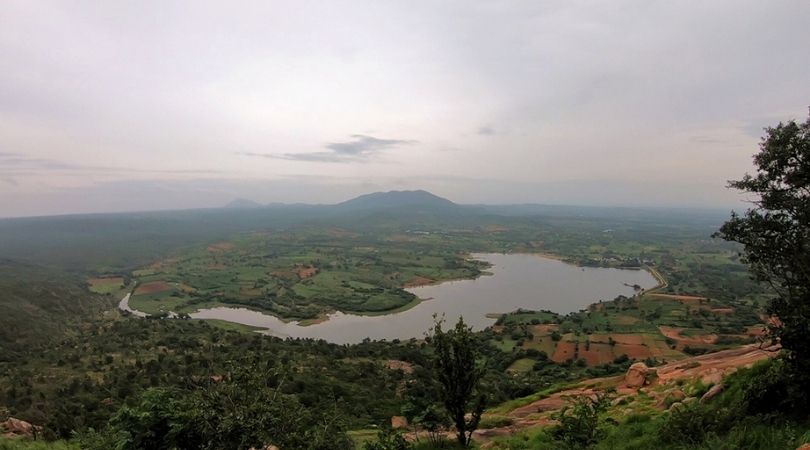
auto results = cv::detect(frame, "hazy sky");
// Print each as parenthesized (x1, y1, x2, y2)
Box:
(2, 1, 809, 217)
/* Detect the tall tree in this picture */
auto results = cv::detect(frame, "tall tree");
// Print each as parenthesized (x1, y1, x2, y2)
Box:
(429, 316, 485, 447)
(715, 110, 810, 371)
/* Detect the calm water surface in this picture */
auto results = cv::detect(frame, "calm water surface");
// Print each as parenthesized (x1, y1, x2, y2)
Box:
(190, 253, 657, 344)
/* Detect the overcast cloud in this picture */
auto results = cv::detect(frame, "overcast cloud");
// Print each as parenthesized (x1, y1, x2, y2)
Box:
(1, 1, 809, 217)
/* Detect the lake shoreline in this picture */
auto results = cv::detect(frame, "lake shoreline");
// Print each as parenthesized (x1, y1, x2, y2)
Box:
(121, 252, 660, 343)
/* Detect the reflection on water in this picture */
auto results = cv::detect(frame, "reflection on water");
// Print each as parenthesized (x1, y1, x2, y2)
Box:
(190, 253, 658, 344)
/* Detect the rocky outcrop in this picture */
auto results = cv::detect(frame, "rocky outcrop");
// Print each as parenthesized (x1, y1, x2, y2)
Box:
(1, 417, 40, 438)
(700, 384, 724, 404)
(391, 416, 408, 429)
(625, 362, 654, 388)
(699, 367, 724, 386)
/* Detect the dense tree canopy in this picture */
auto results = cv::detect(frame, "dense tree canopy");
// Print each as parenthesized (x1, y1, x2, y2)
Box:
(716, 111, 810, 360)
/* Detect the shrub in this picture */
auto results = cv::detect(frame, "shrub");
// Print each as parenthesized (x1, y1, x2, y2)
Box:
(551, 394, 610, 449)
(363, 428, 411, 450)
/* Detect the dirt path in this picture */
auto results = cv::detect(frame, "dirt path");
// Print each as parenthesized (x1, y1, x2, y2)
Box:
(117, 292, 147, 317)
(643, 265, 668, 293)
(659, 325, 718, 346)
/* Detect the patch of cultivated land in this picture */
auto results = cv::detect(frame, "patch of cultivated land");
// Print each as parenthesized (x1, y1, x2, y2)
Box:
(127, 230, 489, 320)
(491, 283, 764, 368)
(87, 276, 124, 294)
(134, 281, 172, 295)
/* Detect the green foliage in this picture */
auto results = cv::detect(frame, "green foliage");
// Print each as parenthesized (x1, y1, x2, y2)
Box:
(362, 427, 412, 450)
(78, 360, 353, 450)
(716, 112, 810, 388)
(401, 370, 450, 447)
(658, 402, 732, 445)
(591, 412, 810, 450)
(0, 263, 114, 361)
(429, 317, 486, 447)
(550, 394, 611, 449)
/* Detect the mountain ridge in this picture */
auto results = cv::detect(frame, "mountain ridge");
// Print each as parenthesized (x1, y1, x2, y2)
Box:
(335, 190, 456, 210)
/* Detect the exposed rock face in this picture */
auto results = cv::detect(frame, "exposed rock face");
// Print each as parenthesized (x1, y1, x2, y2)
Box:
(700, 384, 724, 403)
(700, 368, 724, 386)
(391, 416, 408, 429)
(384, 360, 414, 374)
(1, 417, 39, 438)
(625, 362, 653, 388)
(657, 389, 686, 408)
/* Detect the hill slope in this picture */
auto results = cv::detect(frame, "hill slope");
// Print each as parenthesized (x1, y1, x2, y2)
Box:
(336, 190, 457, 210)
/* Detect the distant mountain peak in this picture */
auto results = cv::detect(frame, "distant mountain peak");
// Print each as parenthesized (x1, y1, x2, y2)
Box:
(337, 190, 456, 210)
(224, 198, 263, 209)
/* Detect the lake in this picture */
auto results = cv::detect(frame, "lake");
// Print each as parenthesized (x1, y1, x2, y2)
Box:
(188, 253, 658, 344)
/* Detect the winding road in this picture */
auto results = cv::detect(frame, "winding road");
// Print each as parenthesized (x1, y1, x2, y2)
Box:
(117, 292, 148, 317)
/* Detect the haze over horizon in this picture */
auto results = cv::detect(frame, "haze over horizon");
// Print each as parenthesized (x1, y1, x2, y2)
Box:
(2, 1, 809, 217)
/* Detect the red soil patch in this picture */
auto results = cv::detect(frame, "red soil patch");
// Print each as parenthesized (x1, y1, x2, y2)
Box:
(135, 281, 172, 295)
(207, 242, 235, 252)
(296, 266, 318, 280)
(579, 343, 615, 366)
(614, 343, 653, 360)
(659, 326, 718, 346)
(404, 276, 434, 288)
(551, 341, 577, 363)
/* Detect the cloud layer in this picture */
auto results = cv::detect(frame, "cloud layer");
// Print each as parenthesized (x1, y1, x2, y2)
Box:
(237, 135, 416, 163)
(0, 1, 808, 216)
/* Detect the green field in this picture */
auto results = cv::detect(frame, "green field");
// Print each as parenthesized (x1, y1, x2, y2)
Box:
(126, 229, 500, 320)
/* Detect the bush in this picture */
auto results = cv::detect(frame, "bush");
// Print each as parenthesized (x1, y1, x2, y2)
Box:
(551, 394, 610, 449)
(363, 428, 411, 450)
(738, 358, 807, 416)
(658, 401, 738, 445)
